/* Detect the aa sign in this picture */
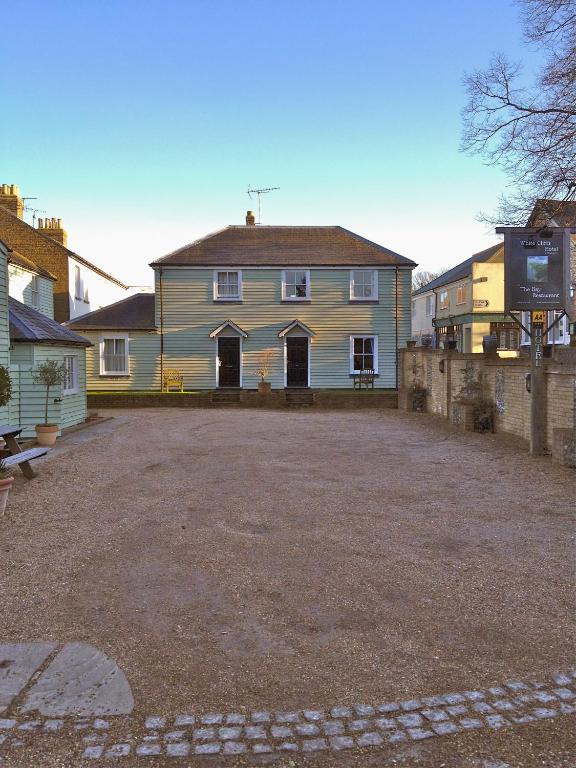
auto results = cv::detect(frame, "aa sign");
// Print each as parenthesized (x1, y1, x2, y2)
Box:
(532, 311, 546, 323)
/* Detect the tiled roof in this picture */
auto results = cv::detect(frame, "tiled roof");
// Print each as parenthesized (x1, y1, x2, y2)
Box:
(527, 199, 576, 228)
(9, 297, 91, 346)
(7, 248, 56, 281)
(67, 293, 156, 330)
(151, 225, 416, 268)
(412, 243, 503, 296)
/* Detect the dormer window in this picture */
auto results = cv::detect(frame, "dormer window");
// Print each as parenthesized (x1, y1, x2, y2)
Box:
(214, 270, 242, 301)
(350, 270, 378, 300)
(282, 270, 310, 301)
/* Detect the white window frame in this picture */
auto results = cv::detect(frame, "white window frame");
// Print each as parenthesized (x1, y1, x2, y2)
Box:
(281, 269, 310, 301)
(213, 269, 242, 301)
(349, 270, 378, 301)
(62, 354, 79, 395)
(30, 275, 40, 309)
(99, 334, 129, 376)
(349, 335, 378, 374)
(439, 290, 449, 310)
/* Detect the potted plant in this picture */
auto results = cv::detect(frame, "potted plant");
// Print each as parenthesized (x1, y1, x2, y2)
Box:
(32, 360, 67, 446)
(255, 350, 273, 394)
(0, 457, 14, 516)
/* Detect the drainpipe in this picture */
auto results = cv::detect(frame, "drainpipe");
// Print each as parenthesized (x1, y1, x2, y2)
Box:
(159, 267, 164, 391)
(395, 267, 399, 390)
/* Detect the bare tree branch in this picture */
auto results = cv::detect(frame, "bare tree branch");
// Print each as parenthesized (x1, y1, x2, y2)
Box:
(462, 0, 576, 225)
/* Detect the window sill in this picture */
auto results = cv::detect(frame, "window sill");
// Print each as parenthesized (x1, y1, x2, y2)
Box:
(99, 374, 130, 379)
(63, 389, 79, 396)
(213, 299, 243, 304)
(281, 299, 311, 304)
(349, 299, 379, 304)
(349, 373, 380, 377)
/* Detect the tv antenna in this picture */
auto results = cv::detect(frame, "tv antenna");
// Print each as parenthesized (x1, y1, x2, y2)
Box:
(22, 198, 46, 226)
(247, 186, 279, 224)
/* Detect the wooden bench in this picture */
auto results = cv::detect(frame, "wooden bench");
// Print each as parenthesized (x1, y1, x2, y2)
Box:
(0, 426, 49, 479)
(353, 369, 375, 390)
(163, 369, 184, 393)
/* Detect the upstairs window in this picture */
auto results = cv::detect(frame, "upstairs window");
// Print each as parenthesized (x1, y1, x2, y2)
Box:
(439, 290, 449, 310)
(63, 355, 79, 395)
(456, 285, 467, 305)
(425, 295, 433, 316)
(31, 275, 40, 308)
(214, 270, 241, 300)
(100, 336, 129, 375)
(350, 270, 377, 300)
(74, 265, 83, 300)
(350, 335, 378, 374)
(282, 270, 310, 300)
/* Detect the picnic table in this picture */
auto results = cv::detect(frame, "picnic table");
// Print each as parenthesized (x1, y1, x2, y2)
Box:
(0, 425, 49, 479)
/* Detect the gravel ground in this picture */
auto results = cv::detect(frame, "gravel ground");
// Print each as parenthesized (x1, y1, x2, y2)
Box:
(0, 407, 574, 766)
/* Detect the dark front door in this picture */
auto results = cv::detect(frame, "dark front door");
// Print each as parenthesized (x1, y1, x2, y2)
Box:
(218, 337, 240, 387)
(286, 337, 309, 387)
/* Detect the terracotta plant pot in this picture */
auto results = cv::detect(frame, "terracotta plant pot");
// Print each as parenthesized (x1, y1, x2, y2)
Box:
(258, 381, 271, 394)
(0, 476, 14, 516)
(35, 424, 59, 447)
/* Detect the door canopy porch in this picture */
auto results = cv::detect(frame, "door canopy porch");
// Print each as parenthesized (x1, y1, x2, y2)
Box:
(209, 320, 248, 338)
(278, 319, 315, 338)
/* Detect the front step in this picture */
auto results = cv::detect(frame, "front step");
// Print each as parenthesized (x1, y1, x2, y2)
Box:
(210, 389, 241, 406)
(285, 388, 315, 407)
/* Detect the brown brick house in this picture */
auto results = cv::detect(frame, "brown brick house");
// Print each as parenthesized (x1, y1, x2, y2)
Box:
(0, 184, 128, 323)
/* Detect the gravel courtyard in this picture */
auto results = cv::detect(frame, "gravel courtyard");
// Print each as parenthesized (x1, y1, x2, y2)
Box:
(1, 407, 574, 766)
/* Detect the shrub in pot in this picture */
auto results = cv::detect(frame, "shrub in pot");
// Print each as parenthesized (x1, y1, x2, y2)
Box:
(0, 457, 14, 516)
(255, 350, 273, 394)
(32, 360, 67, 446)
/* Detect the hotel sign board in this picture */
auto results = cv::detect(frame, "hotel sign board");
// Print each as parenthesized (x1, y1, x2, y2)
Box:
(500, 227, 571, 312)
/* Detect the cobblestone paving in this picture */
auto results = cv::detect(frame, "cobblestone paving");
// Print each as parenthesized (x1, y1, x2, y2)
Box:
(0, 669, 574, 761)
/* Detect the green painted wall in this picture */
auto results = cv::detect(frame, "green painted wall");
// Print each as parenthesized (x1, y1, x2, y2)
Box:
(81, 330, 161, 391)
(154, 267, 412, 389)
(9, 344, 87, 437)
(8, 265, 54, 318)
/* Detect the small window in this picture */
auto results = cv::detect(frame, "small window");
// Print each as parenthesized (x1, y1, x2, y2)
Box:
(63, 355, 79, 395)
(411, 300, 416, 317)
(214, 270, 241, 300)
(439, 290, 449, 310)
(282, 270, 310, 300)
(100, 336, 129, 375)
(31, 275, 40, 309)
(74, 265, 83, 300)
(350, 335, 378, 374)
(456, 285, 467, 305)
(350, 270, 377, 300)
(425, 295, 433, 316)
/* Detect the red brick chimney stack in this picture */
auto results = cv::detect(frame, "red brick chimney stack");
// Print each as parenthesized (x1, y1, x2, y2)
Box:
(37, 217, 68, 247)
(246, 210, 256, 226)
(0, 184, 23, 219)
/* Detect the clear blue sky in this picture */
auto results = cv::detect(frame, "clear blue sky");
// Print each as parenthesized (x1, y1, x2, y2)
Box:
(1, 0, 529, 287)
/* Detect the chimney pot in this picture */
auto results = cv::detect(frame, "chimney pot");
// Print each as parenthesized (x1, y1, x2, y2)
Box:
(246, 210, 256, 226)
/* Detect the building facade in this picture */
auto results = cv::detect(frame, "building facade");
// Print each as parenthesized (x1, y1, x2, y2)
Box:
(0, 184, 129, 322)
(0, 240, 91, 437)
(412, 244, 522, 355)
(69, 214, 415, 391)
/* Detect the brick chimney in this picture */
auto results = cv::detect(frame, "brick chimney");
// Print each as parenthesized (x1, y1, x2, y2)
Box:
(37, 217, 68, 247)
(0, 184, 23, 218)
(246, 210, 256, 226)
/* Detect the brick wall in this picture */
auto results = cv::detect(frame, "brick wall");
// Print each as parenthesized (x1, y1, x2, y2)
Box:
(0, 205, 71, 321)
(400, 346, 575, 455)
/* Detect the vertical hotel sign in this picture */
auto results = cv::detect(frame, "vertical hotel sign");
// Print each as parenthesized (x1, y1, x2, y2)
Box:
(502, 227, 570, 312)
